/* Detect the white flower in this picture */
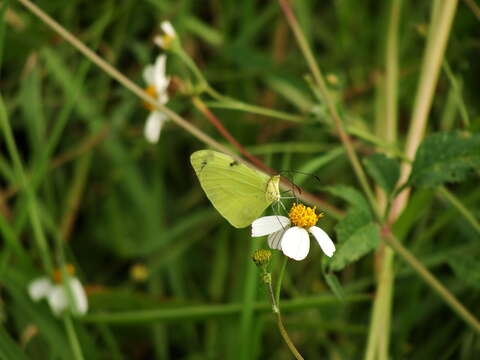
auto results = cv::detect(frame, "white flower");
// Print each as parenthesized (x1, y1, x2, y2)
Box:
(143, 54, 170, 143)
(154, 21, 177, 50)
(28, 276, 88, 317)
(251, 204, 335, 261)
(28, 277, 54, 301)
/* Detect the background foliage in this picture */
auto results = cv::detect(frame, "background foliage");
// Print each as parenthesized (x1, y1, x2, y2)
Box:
(1, 0, 480, 359)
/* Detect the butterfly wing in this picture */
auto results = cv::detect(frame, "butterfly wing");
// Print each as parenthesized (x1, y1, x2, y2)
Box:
(190, 150, 273, 228)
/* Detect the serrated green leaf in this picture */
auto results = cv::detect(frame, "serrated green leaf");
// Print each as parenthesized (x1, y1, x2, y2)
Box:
(323, 185, 371, 213)
(409, 132, 480, 187)
(448, 255, 480, 289)
(329, 222, 380, 271)
(363, 153, 400, 195)
(335, 207, 372, 242)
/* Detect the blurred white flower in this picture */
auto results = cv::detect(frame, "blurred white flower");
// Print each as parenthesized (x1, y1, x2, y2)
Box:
(154, 21, 177, 50)
(143, 54, 170, 143)
(251, 204, 335, 261)
(28, 266, 88, 317)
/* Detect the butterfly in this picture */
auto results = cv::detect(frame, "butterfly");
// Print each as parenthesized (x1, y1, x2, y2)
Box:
(190, 150, 280, 228)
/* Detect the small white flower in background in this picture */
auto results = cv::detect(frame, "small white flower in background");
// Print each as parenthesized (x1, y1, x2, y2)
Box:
(154, 21, 177, 50)
(143, 54, 170, 143)
(28, 265, 88, 317)
(252, 203, 335, 261)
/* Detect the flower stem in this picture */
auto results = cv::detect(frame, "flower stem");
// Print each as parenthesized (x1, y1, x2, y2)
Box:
(265, 278, 304, 360)
(63, 315, 85, 360)
(275, 256, 288, 306)
(275, 312, 304, 360)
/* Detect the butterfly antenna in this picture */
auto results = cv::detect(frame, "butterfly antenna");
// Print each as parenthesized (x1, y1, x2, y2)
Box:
(279, 170, 321, 183)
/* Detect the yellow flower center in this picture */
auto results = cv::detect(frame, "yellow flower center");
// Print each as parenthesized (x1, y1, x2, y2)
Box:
(143, 85, 157, 111)
(130, 263, 149, 282)
(288, 203, 323, 228)
(52, 264, 75, 284)
(158, 34, 173, 49)
(252, 249, 272, 267)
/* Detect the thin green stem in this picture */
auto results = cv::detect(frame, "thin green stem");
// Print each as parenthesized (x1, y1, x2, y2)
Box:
(204, 100, 306, 123)
(173, 47, 208, 89)
(277, 0, 381, 221)
(264, 272, 304, 360)
(366, 2, 401, 359)
(383, 232, 480, 333)
(391, 0, 458, 220)
(275, 256, 288, 306)
(174, 46, 306, 124)
(376, 250, 394, 360)
(0, 95, 54, 273)
(275, 312, 304, 360)
(82, 294, 370, 324)
(437, 186, 480, 234)
(63, 315, 85, 360)
(404, 0, 458, 155)
(385, 0, 401, 144)
(442, 61, 470, 128)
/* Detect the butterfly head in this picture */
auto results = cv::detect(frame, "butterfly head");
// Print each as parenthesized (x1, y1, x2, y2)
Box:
(265, 175, 281, 203)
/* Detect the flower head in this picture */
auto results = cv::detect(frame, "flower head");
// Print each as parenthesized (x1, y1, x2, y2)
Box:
(251, 203, 335, 261)
(154, 21, 177, 50)
(143, 54, 170, 143)
(28, 265, 88, 317)
(252, 249, 272, 267)
(130, 263, 149, 282)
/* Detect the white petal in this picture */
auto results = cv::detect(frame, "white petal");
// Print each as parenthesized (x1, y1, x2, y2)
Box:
(153, 55, 170, 91)
(69, 278, 88, 316)
(251, 216, 290, 237)
(268, 229, 285, 250)
(28, 277, 53, 301)
(47, 278, 88, 316)
(161, 21, 176, 37)
(157, 91, 169, 105)
(47, 285, 68, 316)
(309, 226, 335, 257)
(281, 227, 310, 261)
(143, 65, 154, 85)
(144, 112, 166, 143)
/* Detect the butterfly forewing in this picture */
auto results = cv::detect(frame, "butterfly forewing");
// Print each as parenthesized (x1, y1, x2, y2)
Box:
(190, 150, 274, 228)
